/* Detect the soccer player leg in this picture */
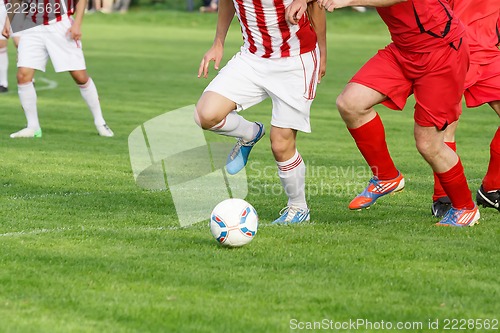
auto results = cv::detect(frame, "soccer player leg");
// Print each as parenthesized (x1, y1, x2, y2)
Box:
(413, 44, 479, 227)
(0, 39, 8, 92)
(270, 126, 309, 224)
(196, 91, 264, 175)
(478, 118, 500, 211)
(46, 19, 113, 137)
(0, 5, 7, 92)
(338, 48, 408, 209)
(197, 54, 266, 175)
(337, 82, 404, 210)
(469, 65, 500, 211)
(414, 124, 479, 226)
(12, 67, 41, 138)
(264, 50, 316, 223)
(431, 121, 458, 217)
(70, 70, 114, 137)
(12, 33, 46, 138)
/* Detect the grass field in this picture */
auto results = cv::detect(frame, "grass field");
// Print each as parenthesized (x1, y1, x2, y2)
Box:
(0, 9, 499, 333)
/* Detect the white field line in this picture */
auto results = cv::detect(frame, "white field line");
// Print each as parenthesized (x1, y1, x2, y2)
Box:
(36, 77, 58, 91)
(0, 226, 188, 238)
(0, 224, 280, 238)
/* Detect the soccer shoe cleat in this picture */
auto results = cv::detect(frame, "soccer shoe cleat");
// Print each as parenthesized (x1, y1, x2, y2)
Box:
(0, 86, 8, 93)
(10, 128, 42, 138)
(435, 205, 480, 227)
(476, 185, 500, 212)
(431, 196, 452, 218)
(272, 206, 310, 224)
(348, 172, 405, 210)
(225, 122, 265, 175)
(96, 124, 114, 137)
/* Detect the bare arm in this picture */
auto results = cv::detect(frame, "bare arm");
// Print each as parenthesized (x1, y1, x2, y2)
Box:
(2, 17, 10, 39)
(286, 0, 316, 25)
(307, 2, 327, 82)
(68, 0, 88, 41)
(317, 0, 406, 12)
(198, 0, 236, 78)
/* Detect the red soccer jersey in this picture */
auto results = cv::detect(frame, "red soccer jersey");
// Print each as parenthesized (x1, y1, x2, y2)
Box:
(449, 0, 500, 64)
(233, 0, 317, 58)
(376, 0, 465, 52)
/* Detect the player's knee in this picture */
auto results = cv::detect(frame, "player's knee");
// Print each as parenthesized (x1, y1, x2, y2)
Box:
(193, 109, 202, 128)
(336, 92, 359, 117)
(70, 71, 89, 85)
(271, 138, 294, 160)
(415, 137, 438, 159)
(16, 71, 33, 84)
(195, 107, 218, 130)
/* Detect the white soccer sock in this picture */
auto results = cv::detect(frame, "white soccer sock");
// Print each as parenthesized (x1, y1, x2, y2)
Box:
(18, 82, 40, 129)
(79, 78, 106, 126)
(209, 111, 259, 141)
(276, 150, 307, 209)
(0, 47, 8, 87)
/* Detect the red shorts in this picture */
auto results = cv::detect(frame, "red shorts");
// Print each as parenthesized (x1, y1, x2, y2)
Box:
(350, 41, 469, 129)
(464, 55, 500, 107)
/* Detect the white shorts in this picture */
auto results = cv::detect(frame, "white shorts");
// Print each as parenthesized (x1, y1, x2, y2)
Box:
(17, 17, 86, 72)
(204, 47, 320, 133)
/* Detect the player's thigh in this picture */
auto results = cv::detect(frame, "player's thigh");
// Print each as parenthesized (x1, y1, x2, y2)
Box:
(337, 82, 387, 112)
(489, 101, 500, 117)
(45, 21, 86, 73)
(17, 32, 49, 72)
(202, 52, 267, 113)
(413, 44, 468, 129)
(349, 44, 412, 111)
(263, 48, 320, 133)
(196, 91, 238, 127)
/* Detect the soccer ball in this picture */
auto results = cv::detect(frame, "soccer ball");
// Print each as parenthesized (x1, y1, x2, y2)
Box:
(210, 198, 258, 247)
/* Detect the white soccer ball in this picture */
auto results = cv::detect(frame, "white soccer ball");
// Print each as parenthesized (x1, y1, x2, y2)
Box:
(210, 198, 258, 247)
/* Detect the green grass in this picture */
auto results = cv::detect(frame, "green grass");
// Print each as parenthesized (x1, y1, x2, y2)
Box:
(0, 10, 499, 333)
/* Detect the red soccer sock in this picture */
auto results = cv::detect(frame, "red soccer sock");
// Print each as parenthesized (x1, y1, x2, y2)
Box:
(348, 113, 399, 180)
(435, 159, 474, 210)
(433, 141, 457, 201)
(482, 127, 500, 192)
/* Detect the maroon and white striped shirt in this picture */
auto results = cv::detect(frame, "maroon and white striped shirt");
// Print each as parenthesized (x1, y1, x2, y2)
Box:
(234, 0, 317, 58)
(26, 0, 74, 26)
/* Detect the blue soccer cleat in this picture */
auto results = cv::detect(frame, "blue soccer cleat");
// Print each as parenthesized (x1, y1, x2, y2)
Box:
(272, 206, 310, 225)
(226, 122, 265, 175)
(435, 205, 480, 227)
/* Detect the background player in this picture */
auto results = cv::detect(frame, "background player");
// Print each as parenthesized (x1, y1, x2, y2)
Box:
(0, 2, 27, 93)
(286, 0, 480, 226)
(195, 0, 326, 224)
(431, 1, 500, 216)
(0, 3, 9, 93)
(2, 0, 114, 138)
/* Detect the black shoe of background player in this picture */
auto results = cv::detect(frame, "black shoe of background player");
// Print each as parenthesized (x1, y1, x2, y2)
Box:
(476, 185, 500, 212)
(431, 196, 452, 218)
(0, 86, 8, 93)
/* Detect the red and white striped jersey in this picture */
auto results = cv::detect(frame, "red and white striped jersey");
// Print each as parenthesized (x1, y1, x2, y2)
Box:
(233, 0, 317, 58)
(19, 0, 75, 26)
